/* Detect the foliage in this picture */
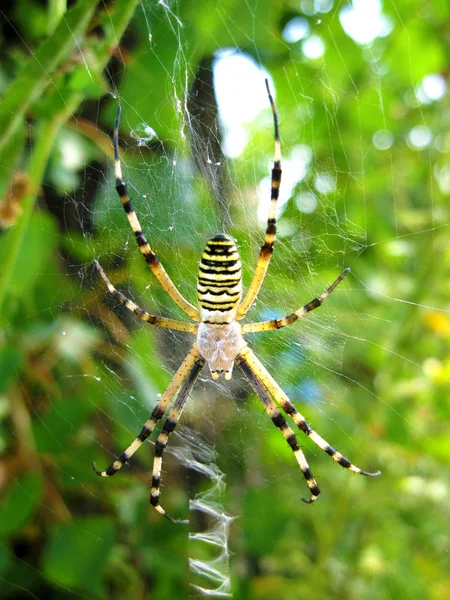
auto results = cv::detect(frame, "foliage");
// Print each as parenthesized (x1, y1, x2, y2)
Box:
(0, 0, 449, 599)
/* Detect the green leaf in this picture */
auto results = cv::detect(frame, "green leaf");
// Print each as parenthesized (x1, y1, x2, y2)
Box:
(33, 396, 93, 454)
(0, 473, 44, 536)
(0, 0, 98, 154)
(0, 211, 58, 314)
(43, 517, 116, 597)
(0, 345, 22, 393)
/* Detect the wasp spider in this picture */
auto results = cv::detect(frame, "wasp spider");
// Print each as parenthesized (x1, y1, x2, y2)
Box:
(93, 80, 380, 523)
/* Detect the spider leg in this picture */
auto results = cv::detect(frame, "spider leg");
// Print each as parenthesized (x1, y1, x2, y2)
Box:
(237, 349, 320, 503)
(94, 260, 198, 334)
(237, 79, 282, 319)
(113, 106, 200, 322)
(150, 356, 205, 524)
(93, 345, 202, 478)
(242, 268, 350, 334)
(237, 346, 381, 478)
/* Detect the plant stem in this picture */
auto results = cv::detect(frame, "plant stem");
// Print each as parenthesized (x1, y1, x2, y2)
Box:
(0, 98, 79, 322)
(0, 0, 141, 323)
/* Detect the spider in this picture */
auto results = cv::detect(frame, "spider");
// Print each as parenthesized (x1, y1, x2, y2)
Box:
(93, 79, 380, 524)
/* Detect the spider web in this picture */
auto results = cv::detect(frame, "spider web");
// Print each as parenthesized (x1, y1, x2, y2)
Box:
(1, 0, 449, 598)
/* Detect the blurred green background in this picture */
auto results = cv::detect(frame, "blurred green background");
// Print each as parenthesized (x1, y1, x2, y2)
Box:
(0, 0, 449, 598)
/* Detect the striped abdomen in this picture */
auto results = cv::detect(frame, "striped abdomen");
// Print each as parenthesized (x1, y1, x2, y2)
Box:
(197, 234, 242, 324)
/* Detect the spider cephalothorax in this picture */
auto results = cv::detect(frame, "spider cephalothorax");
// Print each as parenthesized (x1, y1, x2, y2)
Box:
(93, 80, 380, 524)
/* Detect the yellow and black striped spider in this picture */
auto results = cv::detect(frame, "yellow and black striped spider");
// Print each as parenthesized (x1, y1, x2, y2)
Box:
(93, 80, 380, 523)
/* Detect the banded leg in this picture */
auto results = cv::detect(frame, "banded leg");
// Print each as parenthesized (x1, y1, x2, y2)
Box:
(237, 79, 282, 319)
(94, 260, 198, 334)
(150, 356, 205, 524)
(93, 345, 202, 477)
(242, 268, 350, 334)
(238, 346, 381, 477)
(113, 106, 200, 322)
(237, 352, 320, 503)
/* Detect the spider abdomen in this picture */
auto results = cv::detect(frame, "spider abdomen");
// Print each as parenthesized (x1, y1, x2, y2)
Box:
(197, 234, 242, 324)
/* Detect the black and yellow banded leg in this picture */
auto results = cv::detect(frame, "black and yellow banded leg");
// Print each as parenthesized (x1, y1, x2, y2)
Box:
(238, 346, 381, 478)
(113, 106, 200, 322)
(150, 356, 205, 524)
(94, 260, 198, 334)
(242, 268, 350, 334)
(93, 345, 202, 478)
(237, 351, 320, 503)
(237, 79, 282, 319)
